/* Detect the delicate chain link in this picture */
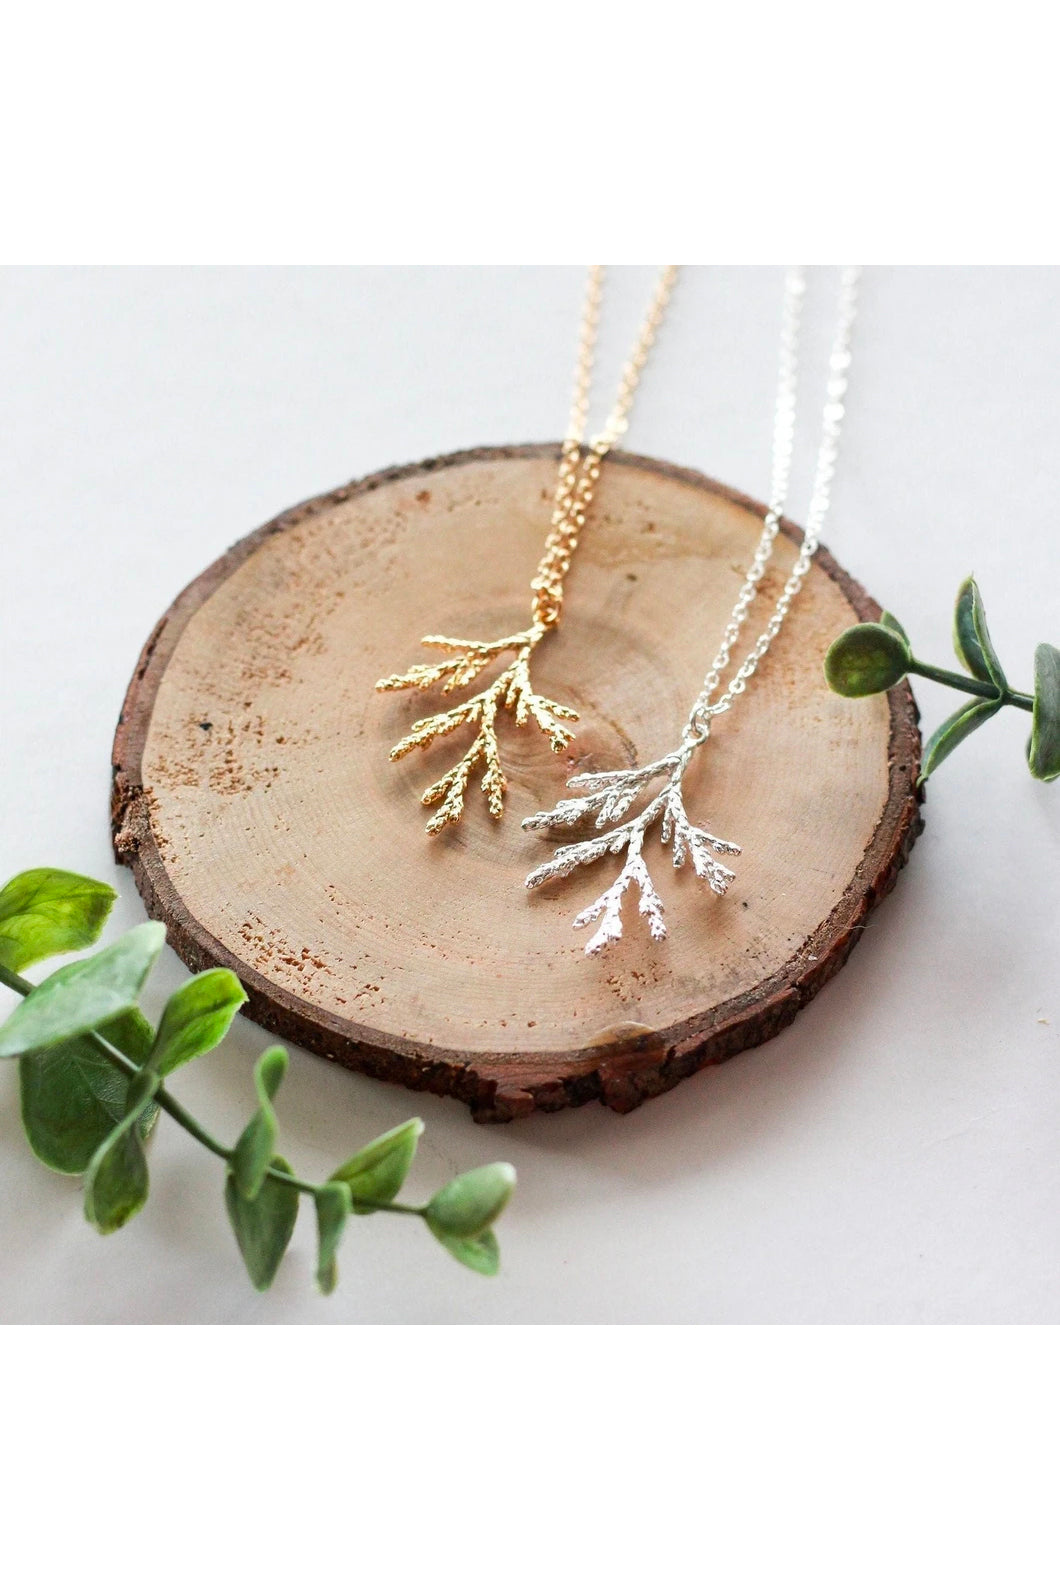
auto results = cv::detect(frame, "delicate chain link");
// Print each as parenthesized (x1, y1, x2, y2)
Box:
(686, 265, 861, 739)
(532, 265, 679, 630)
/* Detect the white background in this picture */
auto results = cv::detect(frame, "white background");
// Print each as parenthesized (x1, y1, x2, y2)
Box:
(1, 265, 1058, 1324)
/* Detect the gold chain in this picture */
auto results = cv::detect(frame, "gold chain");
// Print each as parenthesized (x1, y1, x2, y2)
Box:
(377, 266, 679, 833)
(532, 265, 679, 629)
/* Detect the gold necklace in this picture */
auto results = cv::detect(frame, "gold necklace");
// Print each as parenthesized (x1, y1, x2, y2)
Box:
(375, 265, 678, 833)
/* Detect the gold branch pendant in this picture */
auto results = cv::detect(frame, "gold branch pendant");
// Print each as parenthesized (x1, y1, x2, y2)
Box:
(376, 626, 578, 833)
(375, 266, 679, 835)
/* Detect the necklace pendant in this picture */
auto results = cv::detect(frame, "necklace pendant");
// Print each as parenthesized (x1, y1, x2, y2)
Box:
(524, 745, 741, 955)
(376, 267, 679, 835)
(376, 626, 578, 833)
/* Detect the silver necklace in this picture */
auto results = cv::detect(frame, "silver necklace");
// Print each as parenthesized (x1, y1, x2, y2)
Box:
(523, 265, 862, 955)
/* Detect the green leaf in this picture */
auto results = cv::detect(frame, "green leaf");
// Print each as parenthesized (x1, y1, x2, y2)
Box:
(953, 576, 1007, 689)
(878, 610, 910, 645)
(19, 1006, 155, 1174)
(425, 1162, 516, 1241)
(230, 1047, 288, 1199)
(920, 696, 1002, 782)
(824, 623, 911, 698)
(434, 1227, 501, 1277)
(84, 1126, 150, 1234)
(1028, 642, 1060, 781)
(314, 1181, 351, 1295)
(0, 921, 165, 1059)
(224, 1154, 300, 1291)
(83, 1071, 161, 1234)
(150, 967, 247, 1076)
(102, 1005, 155, 1065)
(0, 868, 116, 974)
(329, 1117, 424, 1213)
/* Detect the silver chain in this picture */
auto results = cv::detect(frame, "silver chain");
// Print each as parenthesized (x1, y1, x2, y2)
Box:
(525, 265, 864, 953)
(686, 264, 861, 740)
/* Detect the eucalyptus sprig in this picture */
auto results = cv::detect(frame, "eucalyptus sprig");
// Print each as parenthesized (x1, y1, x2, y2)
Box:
(0, 868, 515, 1292)
(824, 575, 1060, 783)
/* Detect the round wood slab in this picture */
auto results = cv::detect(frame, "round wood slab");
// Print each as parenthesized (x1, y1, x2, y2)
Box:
(112, 445, 923, 1121)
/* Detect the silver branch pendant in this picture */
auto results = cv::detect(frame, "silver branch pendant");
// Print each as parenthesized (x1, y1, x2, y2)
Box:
(523, 265, 860, 958)
(523, 732, 740, 956)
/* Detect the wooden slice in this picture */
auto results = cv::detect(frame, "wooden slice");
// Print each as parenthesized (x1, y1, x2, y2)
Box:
(112, 445, 923, 1121)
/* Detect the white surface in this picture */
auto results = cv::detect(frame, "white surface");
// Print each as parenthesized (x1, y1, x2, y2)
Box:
(0, 266, 1057, 1324)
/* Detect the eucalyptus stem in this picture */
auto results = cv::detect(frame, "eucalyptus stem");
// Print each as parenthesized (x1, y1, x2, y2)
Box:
(0, 874, 515, 1290)
(0, 959, 423, 1218)
(908, 657, 1034, 711)
(825, 577, 1060, 786)
(0, 964, 32, 997)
